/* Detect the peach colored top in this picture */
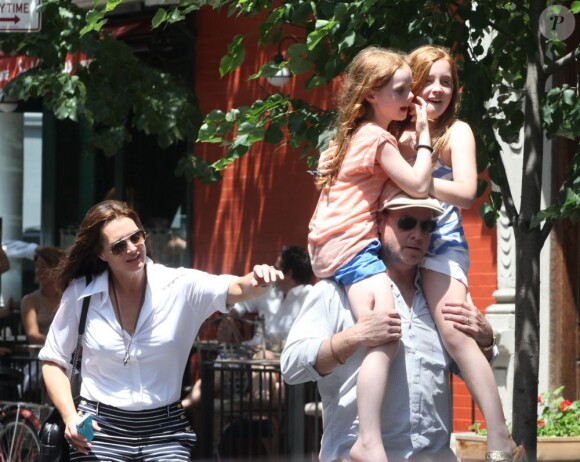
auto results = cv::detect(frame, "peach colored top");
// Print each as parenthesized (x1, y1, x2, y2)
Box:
(308, 122, 396, 278)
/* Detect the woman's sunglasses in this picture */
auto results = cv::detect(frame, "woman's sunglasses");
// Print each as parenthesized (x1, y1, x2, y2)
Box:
(397, 216, 437, 234)
(110, 230, 147, 255)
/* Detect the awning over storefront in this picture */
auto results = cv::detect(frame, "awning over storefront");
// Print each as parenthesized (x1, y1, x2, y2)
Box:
(0, 19, 148, 89)
(0, 55, 38, 89)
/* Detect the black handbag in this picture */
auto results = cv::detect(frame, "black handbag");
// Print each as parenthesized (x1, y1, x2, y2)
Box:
(39, 276, 92, 462)
(38, 407, 71, 462)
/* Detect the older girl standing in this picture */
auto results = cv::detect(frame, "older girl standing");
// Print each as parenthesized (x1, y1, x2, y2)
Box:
(398, 45, 522, 462)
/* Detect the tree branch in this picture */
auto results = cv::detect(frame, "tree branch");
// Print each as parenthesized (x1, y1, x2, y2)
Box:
(446, 0, 519, 42)
(543, 46, 580, 76)
(539, 218, 554, 246)
(493, 149, 519, 225)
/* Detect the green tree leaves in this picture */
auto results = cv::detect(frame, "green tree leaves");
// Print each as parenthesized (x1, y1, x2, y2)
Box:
(1, 0, 201, 156)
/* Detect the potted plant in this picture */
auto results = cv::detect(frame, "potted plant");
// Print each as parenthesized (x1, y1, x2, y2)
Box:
(454, 387, 580, 461)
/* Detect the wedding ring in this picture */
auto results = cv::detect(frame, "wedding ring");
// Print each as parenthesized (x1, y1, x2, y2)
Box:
(465, 316, 470, 325)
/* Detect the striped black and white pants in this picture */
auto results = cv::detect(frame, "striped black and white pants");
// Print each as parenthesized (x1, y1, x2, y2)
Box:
(70, 398, 196, 461)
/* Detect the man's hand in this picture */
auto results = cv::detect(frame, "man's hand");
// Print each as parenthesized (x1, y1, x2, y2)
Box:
(354, 310, 402, 348)
(315, 310, 402, 375)
(441, 293, 494, 349)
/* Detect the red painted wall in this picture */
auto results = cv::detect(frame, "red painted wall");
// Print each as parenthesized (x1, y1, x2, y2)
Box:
(193, 7, 497, 432)
(192, 6, 329, 275)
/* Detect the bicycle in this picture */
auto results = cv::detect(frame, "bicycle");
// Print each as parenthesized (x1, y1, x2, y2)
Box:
(0, 400, 52, 462)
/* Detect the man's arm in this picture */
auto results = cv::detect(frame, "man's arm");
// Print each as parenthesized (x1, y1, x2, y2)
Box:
(315, 310, 402, 375)
(281, 281, 401, 383)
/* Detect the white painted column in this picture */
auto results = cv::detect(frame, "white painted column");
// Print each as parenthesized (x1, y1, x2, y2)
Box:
(22, 112, 43, 232)
(486, 208, 517, 422)
(0, 112, 24, 303)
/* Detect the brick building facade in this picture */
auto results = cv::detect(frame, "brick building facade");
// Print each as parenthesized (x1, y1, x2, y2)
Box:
(191, 6, 494, 431)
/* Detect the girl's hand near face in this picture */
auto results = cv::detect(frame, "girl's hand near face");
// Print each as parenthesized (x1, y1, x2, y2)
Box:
(413, 96, 429, 135)
(413, 96, 431, 147)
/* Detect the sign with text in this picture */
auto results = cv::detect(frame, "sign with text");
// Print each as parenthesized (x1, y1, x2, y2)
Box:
(0, 0, 41, 32)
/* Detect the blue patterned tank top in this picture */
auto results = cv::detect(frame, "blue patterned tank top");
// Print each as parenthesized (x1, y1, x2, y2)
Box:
(427, 158, 469, 257)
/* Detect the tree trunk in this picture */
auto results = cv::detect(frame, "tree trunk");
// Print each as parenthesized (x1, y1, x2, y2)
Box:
(511, 1, 547, 459)
(513, 228, 542, 460)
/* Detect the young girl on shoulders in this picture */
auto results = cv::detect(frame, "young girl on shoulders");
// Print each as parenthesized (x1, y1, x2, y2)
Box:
(398, 45, 523, 461)
(308, 46, 433, 462)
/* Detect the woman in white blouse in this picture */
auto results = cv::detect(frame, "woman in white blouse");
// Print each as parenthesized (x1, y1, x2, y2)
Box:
(39, 200, 282, 461)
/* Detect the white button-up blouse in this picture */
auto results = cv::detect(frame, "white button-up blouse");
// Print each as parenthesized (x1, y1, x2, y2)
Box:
(39, 259, 234, 410)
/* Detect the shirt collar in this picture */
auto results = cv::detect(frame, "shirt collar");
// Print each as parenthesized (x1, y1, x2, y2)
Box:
(77, 257, 157, 302)
(286, 284, 310, 298)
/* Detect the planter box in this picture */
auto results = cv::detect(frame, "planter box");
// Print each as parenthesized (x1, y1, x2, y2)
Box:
(454, 433, 580, 462)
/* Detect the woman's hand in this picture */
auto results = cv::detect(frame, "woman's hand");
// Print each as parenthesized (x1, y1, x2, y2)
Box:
(64, 415, 101, 455)
(250, 264, 284, 288)
(441, 293, 494, 350)
(226, 264, 284, 305)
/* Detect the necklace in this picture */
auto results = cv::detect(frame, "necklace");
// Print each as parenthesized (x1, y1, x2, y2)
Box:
(110, 270, 147, 366)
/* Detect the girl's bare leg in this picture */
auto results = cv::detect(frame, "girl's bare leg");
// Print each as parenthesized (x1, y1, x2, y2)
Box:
(348, 272, 398, 462)
(421, 269, 516, 455)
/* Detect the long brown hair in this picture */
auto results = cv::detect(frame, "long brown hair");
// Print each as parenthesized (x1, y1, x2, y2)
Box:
(315, 46, 408, 190)
(407, 45, 460, 154)
(34, 246, 67, 269)
(34, 246, 66, 282)
(56, 200, 148, 293)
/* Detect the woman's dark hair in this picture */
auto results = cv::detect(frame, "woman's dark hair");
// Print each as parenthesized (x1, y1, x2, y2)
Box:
(56, 200, 148, 293)
(34, 246, 67, 284)
(34, 246, 67, 269)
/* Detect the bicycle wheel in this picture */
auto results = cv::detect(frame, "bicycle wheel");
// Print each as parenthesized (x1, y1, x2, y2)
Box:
(0, 418, 40, 462)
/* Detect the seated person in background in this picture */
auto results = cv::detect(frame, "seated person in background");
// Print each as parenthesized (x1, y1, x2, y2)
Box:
(0, 246, 14, 342)
(20, 247, 67, 401)
(182, 246, 314, 409)
(20, 246, 67, 345)
(230, 245, 314, 353)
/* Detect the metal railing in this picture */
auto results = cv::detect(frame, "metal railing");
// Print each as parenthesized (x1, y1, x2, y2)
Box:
(0, 352, 44, 404)
(197, 356, 322, 461)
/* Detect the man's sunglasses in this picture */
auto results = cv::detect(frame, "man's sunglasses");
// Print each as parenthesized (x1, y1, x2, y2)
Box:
(110, 230, 147, 255)
(397, 216, 437, 234)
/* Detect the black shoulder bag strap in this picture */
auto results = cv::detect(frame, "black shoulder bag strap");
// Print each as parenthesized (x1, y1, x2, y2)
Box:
(70, 274, 92, 386)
